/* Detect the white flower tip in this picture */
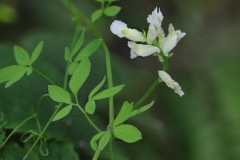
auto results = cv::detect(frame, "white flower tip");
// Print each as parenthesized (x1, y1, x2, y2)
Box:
(110, 20, 127, 38)
(179, 91, 184, 97)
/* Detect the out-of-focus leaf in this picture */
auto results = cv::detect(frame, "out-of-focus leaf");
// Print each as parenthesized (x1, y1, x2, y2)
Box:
(67, 62, 79, 75)
(0, 65, 27, 88)
(31, 41, 43, 63)
(14, 46, 31, 65)
(64, 47, 71, 62)
(104, 6, 121, 16)
(91, 9, 103, 22)
(71, 28, 85, 57)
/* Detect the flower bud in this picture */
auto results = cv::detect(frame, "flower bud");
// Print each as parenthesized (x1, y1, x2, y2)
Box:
(158, 70, 184, 97)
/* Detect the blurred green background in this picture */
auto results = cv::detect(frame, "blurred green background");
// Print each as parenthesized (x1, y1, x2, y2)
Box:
(0, 0, 240, 160)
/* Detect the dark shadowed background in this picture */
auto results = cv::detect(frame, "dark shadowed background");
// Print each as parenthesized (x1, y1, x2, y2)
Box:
(0, 0, 240, 160)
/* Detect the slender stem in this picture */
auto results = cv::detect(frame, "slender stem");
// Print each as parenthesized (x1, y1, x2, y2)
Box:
(23, 104, 62, 160)
(61, 1, 114, 159)
(35, 94, 49, 132)
(74, 97, 102, 133)
(92, 148, 101, 160)
(0, 114, 36, 148)
(133, 78, 161, 110)
(32, 68, 55, 85)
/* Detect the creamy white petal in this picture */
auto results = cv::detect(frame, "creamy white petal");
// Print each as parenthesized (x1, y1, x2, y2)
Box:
(128, 41, 160, 58)
(110, 20, 145, 42)
(110, 20, 127, 38)
(161, 24, 178, 56)
(158, 70, 184, 97)
(122, 28, 146, 42)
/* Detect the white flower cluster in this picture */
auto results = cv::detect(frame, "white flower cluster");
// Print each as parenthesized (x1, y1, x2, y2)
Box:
(110, 7, 185, 96)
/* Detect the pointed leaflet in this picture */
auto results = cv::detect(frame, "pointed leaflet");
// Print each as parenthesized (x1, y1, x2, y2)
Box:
(88, 76, 106, 99)
(67, 62, 79, 75)
(74, 39, 102, 61)
(71, 28, 85, 57)
(48, 85, 72, 104)
(14, 46, 31, 65)
(90, 132, 105, 151)
(52, 105, 72, 122)
(92, 85, 125, 100)
(69, 57, 91, 96)
(26, 67, 33, 76)
(130, 101, 155, 117)
(91, 9, 103, 22)
(64, 47, 71, 62)
(31, 41, 43, 63)
(0, 65, 27, 88)
(98, 131, 111, 150)
(114, 124, 142, 143)
(104, 6, 121, 16)
(85, 100, 96, 114)
(113, 101, 133, 127)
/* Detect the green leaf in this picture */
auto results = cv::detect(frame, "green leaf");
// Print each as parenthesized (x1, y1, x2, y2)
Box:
(26, 67, 33, 76)
(114, 124, 142, 143)
(64, 47, 71, 62)
(31, 41, 43, 63)
(71, 28, 85, 57)
(0, 65, 27, 88)
(98, 131, 111, 150)
(14, 46, 31, 65)
(91, 9, 103, 22)
(88, 76, 106, 99)
(130, 101, 155, 117)
(69, 57, 91, 96)
(74, 39, 102, 62)
(92, 84, 125, 100)
(52, 105, 72, 122)
(90, 132, 105, 151)
(113, 101, 133, 127)
(104, 6, 121, 16)
(67, 62, 79, 75)
(48, 85, 72, 104)
(85, 100, 96, 114)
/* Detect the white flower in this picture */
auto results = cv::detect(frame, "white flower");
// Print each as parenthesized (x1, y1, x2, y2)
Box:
(110, 20, 146, 42)
(146, 7, 164, 44)
(159, 24, 186, 56)
(158, 70, 184, 97)
(128, 41, 160, 59)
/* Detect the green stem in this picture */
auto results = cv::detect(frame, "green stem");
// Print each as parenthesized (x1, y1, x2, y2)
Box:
(74, 97, 102, 133)
(0, 114, 36, 148)
(61, 1, 114, 159)
(92, 148, 101, 160)
(133, 78, 161, 110)
(32, 68, 55, 85)
(35, 94, 49, 132)
(23, 104, 62, 160)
